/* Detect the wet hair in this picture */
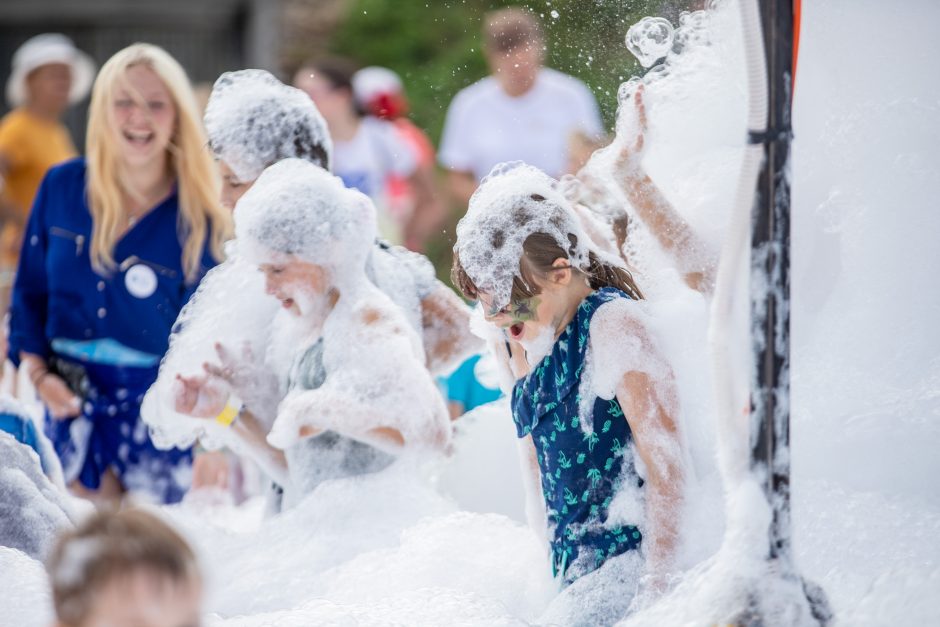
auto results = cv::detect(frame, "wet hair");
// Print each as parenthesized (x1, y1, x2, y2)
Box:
(452, 194, 643, 304)
(483, 7, 544, 54)
(46, 509, 199, 626)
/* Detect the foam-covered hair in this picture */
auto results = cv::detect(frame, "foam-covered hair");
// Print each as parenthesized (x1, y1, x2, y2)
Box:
(234, 159, 376, 277)
(454, 162, 591, 311)
(204, 69, 333, 181)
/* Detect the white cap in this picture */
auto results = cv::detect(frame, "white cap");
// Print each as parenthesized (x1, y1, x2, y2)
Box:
(351, 66, 402, 108)
(6, 34, 96, 108)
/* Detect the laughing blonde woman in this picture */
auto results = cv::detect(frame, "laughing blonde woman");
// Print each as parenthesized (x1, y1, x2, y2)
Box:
(8, 43, 230, 505)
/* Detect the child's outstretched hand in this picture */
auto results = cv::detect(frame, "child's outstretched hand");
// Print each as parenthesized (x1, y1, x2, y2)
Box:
(173, 372, 229, 418)
(203, 341, 280, 419)
(614, 85, 649, 179)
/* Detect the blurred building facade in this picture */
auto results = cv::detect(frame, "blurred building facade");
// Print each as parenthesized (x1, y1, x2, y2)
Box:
(0, 0, 348, 149)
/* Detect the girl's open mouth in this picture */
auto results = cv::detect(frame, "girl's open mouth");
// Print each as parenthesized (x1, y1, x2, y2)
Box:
(509, 322, 524, 340)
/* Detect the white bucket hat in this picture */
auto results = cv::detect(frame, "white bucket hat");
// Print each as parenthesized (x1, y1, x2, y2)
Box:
(5, 33, 96, 108)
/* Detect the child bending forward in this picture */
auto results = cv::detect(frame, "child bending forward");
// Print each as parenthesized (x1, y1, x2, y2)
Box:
(453, 163, 685, 620)
(176, 159, 449, 499)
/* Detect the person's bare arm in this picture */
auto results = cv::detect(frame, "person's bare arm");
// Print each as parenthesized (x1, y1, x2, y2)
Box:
(174, 363, 288, 485)
(403, 167, 445, 252)
(420, 283, 482, 377)
(589, 301, 684, 579)
(0, 152, 20, 224)
(615, 167, 715, 294)
(230, 407, 288, 484)
(612, 87, 716, 293)
(618, 369, 684, 577)
(20, 352, 80, 419)
(446, 168, 478, 209)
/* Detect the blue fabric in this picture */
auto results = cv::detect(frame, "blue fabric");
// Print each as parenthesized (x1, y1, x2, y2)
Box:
(441, 354, 503, 413)
(511, 287, 643, 583)
(0, 411, 46, 472)
(9, 158, 214, 367)
(45, 360, 192, 504)
(51, 337, 160, 368)
(8, 158, 216, 504)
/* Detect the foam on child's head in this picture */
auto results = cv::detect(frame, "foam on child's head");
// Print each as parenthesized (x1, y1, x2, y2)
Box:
(455, 162, 591, 311)
(234, 158, 376, 278)
(204, 69, 333, 181)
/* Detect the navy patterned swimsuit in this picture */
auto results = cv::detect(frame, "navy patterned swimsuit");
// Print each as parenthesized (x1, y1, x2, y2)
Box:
(511, 288, 643, 583)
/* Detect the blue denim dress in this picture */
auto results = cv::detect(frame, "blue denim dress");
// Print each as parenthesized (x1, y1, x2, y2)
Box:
(511, 288, 643, 584)
(9, 159, 215, 503)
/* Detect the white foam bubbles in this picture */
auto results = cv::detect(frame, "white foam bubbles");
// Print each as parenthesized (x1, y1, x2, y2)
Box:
(204, 69, 332, 181)
(625, 17, 675, 69)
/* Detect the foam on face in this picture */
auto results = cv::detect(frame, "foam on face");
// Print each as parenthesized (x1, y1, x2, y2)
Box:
(455, 162, 591, 313)
(234, 158, 375, 282)
(204, 69, 333, 181)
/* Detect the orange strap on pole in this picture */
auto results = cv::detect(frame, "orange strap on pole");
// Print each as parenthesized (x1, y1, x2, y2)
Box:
(792, 0, 802, 94)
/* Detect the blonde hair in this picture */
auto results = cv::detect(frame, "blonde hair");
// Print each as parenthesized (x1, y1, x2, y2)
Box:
(47, 509, 200, 625)
(85, 43, 230, 282)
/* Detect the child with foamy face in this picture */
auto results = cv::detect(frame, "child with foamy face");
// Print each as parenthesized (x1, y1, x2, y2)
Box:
(172, 160, 450, 494)
(47, 509, 202, 627)
(452, 163, 686, 617)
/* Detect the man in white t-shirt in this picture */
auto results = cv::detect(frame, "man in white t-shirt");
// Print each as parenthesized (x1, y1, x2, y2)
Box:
(439, 7, 604, 207)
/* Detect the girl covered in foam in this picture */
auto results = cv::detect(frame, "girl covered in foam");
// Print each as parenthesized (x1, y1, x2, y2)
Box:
(143, 69, 474, 503)
(174, 158, 450, 504)
(452, 161, 686, 622)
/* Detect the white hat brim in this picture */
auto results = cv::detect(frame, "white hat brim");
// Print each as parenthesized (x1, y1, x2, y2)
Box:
(5, 48, 96, 108)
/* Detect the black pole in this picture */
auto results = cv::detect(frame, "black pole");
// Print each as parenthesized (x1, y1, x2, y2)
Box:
(749, 0, 793, 563)
(738, 1, 831, 622)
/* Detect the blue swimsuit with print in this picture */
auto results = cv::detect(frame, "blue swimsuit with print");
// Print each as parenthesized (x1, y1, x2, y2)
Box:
(511, 287, 643, 583)
(9, 159, 215, 504)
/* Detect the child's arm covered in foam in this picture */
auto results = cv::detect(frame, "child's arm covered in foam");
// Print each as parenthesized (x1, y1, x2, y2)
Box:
(590, 300, 686, 576)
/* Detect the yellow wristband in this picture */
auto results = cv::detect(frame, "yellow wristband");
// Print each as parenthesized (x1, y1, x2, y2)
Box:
(215, 403, 239, 427)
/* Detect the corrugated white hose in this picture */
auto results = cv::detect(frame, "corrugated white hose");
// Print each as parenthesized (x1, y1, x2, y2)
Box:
(708, 0, 768, 488)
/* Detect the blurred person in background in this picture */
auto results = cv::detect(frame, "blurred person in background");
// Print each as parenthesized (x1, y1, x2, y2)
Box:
(439, 6, 604, 208)
(0, 34, 95, 379)
(8, 43, 230, 506)
(293, 57, 443, 251)
(352, 65, 444, 252)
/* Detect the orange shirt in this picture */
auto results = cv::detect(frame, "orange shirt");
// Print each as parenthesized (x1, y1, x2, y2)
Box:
(0, 108, 77, 267)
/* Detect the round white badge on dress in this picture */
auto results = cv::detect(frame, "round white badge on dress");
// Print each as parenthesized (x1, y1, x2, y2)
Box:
(125, 264, 158, 298)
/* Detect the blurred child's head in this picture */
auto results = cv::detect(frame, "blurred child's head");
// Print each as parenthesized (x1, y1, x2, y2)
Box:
(204, 69, 333, 210)
(292, 57, 360, 127)
(234, 158, 376, 319)
(453, 163, 642, 344)
(47, 509, 201, 627)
